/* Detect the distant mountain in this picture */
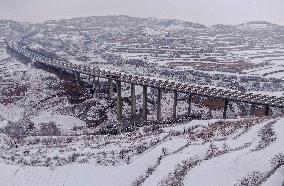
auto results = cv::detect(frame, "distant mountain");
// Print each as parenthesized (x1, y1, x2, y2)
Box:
(0, 20, 29, 32)
(237, 21, 281, 31)
(0, 20, 30, 39)
(43, 15, 208, 31)
(41, 16, 284, 33)
(210, 24, 237, 33)
(44, 15, 147, 27)
(1, 16, 283, 33)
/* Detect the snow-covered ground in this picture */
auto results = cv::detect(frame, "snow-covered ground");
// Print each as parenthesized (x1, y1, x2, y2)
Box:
(1, 16, 284, 185)
(0, 116, 283, 186)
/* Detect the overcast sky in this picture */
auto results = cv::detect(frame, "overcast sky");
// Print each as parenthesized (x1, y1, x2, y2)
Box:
(0, 0, 284, 25)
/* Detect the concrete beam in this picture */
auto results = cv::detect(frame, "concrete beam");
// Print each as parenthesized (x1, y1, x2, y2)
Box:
(223, 99, 229, 119)
(117, 80, 122, 121)
(173, 90, 177, 119)
(131, 84, 136, 119)
(157, 88, 162, 121)
(142, 85, 148, 122)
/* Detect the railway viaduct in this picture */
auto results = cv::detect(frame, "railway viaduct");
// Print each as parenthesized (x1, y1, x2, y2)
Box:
(9, 42, 284, 122)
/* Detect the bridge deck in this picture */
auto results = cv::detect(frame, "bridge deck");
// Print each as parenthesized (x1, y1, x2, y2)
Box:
(11, 43, 284, 109)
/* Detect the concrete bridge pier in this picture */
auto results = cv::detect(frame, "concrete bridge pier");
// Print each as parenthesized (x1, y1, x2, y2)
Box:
(92, 75, 96, 84)
(187, 94, 192, 115)
(108, 79, 114, 98)
(157, 88, 162, 121)
(265, 105, 270, 116)
(131, 84, 136, 119)
(74, 72, 81, 82)
(45, 63, 50, 71)
(250, 104, 256, 116)
(74, 72, 81, 89)
(223, 99, 229, 119)
(173, 90, 177, 119)
(88, 74, 91, 82)
(97, 77, 100, 96)
(116, 80, 122, 121)
(142, 85, 148, 122)
(92, 76, 97, 97)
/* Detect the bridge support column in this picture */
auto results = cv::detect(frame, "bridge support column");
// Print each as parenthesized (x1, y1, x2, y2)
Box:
(131, 84, 136, 119)
(142, 85, 148, 122)
(116, 80, 122, 121)
(75, 72, 81, 82)
(46, 64, 50, 71)
(250, 104, 256, 116)
(75, 72, 81, 88)
(265, 105, 270, 116)
(173, 90, 178, 119)
(157, 88, 162, 121)
(92, 76, 97, 97)
(92, 76, 95, 84)
(223, 99, 229, 119)
(187, 94, 192, 115)
(108, 79, 114, 98)
(97, 77, 100, 96)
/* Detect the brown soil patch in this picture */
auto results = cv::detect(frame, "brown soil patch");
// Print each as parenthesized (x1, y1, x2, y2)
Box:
(167, 61, 269, 73)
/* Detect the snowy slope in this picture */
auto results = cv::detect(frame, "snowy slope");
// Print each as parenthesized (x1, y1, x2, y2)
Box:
(0, 117, 283, 186)
(1, 16, 284, 186)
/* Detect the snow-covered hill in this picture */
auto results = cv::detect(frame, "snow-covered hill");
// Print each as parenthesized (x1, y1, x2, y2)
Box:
(0, 16, 284, 185)
(1, 42, 284, 186)
(237, 21, 282, 31)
